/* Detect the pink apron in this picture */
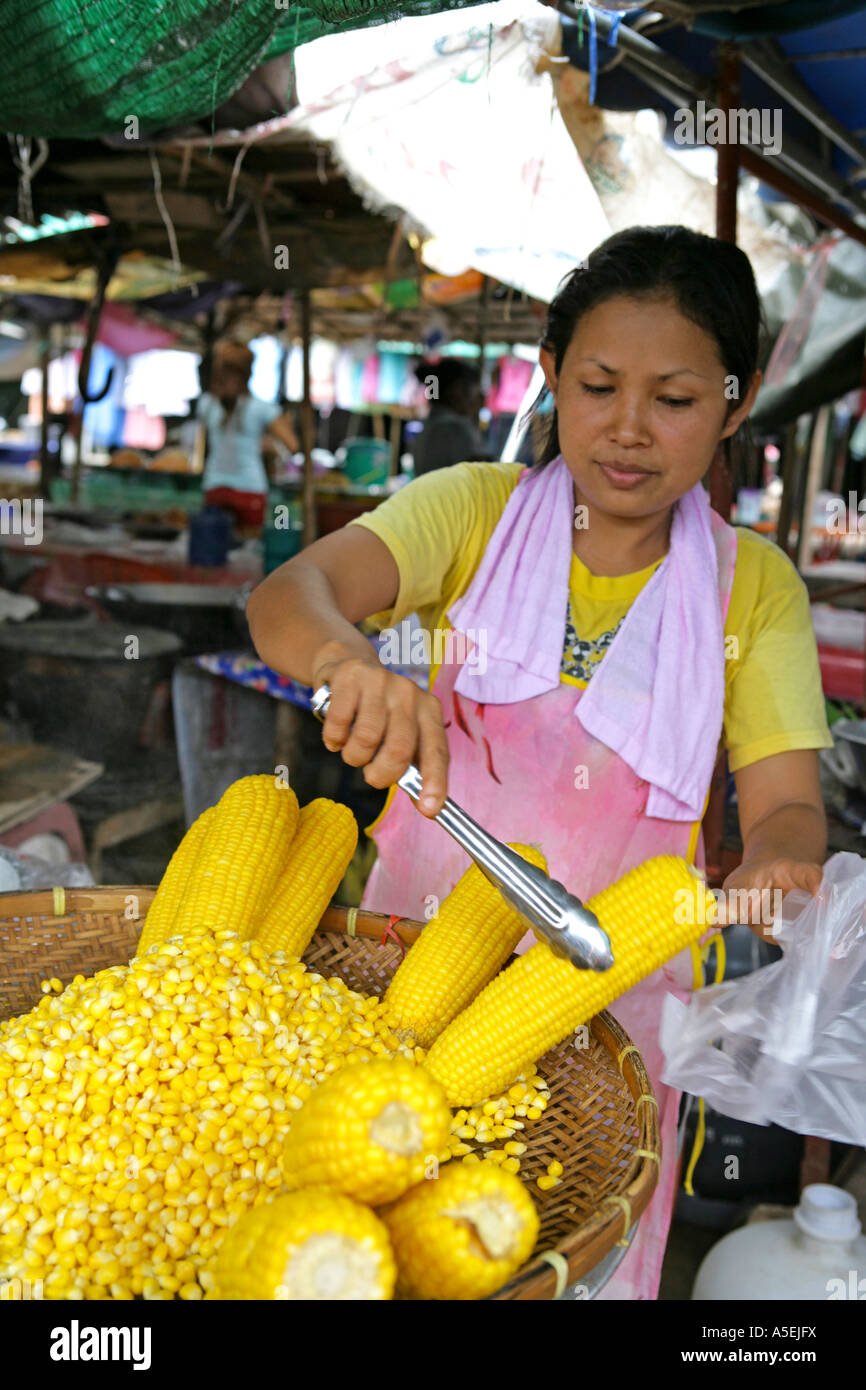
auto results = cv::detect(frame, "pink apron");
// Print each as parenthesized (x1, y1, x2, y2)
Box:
(361, 516, 737, 1299)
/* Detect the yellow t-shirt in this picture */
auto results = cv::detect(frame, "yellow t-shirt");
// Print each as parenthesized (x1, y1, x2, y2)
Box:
(349, 461, 832, 773)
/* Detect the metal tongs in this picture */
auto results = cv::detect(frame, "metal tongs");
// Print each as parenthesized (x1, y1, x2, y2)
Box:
(310, 684, 613, 972)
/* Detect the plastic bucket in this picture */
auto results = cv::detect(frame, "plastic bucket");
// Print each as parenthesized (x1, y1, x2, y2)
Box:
(336, 438, 390, 487)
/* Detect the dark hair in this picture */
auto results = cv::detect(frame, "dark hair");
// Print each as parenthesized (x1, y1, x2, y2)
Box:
(534, 224, 764, 465)
(414, 356, 480, 409)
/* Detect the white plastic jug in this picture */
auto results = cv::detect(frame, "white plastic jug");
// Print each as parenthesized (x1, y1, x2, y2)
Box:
(692, 1185, 866, 1301)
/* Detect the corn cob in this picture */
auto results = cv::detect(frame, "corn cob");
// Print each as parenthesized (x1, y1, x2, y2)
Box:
(256, 798, 358, 956)
(382, 1159, 539, 1300)
(383, 843, 548, 1048)
(281, 1057, 452, 1205)
(426, 855, 717, 1106)
(135, 807, 216, 956)
(0, 929, 418, 1300)
(174, 775, 299, 941)
(210, 1190, 396, 1300)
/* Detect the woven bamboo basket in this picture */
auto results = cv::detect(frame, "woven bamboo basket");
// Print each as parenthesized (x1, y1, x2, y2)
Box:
(0, 887, 661, 1301)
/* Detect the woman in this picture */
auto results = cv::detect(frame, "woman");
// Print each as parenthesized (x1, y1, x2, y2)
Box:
(247, 226, 832, 1299)
(197, 340, 299, 532)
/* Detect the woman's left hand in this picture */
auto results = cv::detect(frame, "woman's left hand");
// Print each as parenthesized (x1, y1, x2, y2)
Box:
(715, 857, 823, 934)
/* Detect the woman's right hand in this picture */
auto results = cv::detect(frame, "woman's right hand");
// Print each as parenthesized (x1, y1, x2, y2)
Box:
(312, 642, 450, 817)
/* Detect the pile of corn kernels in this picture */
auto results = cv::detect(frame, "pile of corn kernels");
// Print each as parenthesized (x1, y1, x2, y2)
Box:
(0, 927, 421, 1300)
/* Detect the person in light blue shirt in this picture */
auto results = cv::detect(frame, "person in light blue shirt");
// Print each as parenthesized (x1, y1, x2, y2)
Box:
(196, 340, 299, 531)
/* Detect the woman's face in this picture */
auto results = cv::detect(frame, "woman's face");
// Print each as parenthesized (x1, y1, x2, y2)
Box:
(540, 294, 760, 520)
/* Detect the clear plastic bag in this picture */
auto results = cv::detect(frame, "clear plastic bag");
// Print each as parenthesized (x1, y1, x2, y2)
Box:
(660, 852, 866, 1145)
(0, 845, 94, 892)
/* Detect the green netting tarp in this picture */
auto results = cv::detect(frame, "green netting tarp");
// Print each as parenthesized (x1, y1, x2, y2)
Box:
(0, 0, 490, 140)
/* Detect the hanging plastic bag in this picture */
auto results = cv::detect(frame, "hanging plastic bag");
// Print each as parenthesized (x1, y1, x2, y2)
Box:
(660, 852, 866, 1146)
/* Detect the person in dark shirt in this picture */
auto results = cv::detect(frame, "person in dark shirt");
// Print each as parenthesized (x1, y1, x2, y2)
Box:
(411, 358, 491, 475)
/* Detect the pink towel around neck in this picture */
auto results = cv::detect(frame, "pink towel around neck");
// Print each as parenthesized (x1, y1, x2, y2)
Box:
(447, 454, 726, 822)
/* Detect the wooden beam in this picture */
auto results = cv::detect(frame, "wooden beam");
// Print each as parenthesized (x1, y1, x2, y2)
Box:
(158, 147, 298, 217)
(300, 289, 316, 550)
(739, 145, 866, 252)
(797, 405, 831, 570)
(104, 190, 221, 230)
(715, 44, 740, 247)
(38, 337, 51, 496)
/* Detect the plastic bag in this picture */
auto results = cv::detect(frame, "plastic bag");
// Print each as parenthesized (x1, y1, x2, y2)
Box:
(0, 845, 94, 892)
(660, 852, 866, 1146)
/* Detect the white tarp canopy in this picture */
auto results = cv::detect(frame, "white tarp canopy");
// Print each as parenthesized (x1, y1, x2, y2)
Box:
(184, 2, 806, 305)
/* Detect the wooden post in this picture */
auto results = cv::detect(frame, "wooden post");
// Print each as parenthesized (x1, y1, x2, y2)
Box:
(775, 419, 799, 556)
(300, 288, 316, 550)
(715, 44, 740, 247)
(476, 274, 490, 427)
(38, 336, 51, 497)
(702, 42, 742, 889)
(389, 409, 402, 476)
(797, 404, 831, 571)
(708, 42, 741, 522)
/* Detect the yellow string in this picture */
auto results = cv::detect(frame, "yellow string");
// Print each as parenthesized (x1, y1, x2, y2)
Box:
(689, 941, 704, 991)
(685, 787, 711, 866)
(603, 1194, 632, 1247)
(682, 928, 726, 1194)
(345, 907, 358, 938)
(617, 1043, 640, 1073)
(683, 1096, 706, 1197)
(537, 1249, 569, 1299)
(52, 886, 65, 916)
(635, 1094, 658, 1112)
(711, 929, 726, 984)
(635, 1148, 659, 1164)
(683, 927, 725, 1194)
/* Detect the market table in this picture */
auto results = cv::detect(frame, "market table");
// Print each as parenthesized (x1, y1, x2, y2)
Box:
(0, 531, 261, 610)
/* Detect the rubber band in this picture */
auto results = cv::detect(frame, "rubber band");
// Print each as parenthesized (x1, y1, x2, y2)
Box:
(345, 907, 358, 939)
(683, 1095, 706, 1197)
(635, 1148, 659, 1164)
(537, 1249, 569, 1299)
(380, 916, 407, 958)
(617, 1044, 640, 1073)
(603, 1194, 632, 1246)
(52, 886, 65, 916)
(635, 1094, 658, 1112)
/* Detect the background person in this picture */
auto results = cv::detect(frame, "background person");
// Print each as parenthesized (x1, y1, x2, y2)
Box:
(410, 357, 491, 475)
(197, 339, 299, 533)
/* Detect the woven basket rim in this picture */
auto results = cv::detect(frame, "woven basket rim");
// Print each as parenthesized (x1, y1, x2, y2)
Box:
(0, 886, 660, 1300)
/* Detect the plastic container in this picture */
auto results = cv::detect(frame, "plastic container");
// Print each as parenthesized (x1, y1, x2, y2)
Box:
(693, 1185, 866, 1300)
(188, 507, 232, 567)
(335, 437, 391, 486)
(263, 525, 302, 574)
